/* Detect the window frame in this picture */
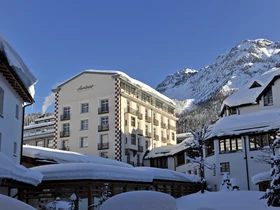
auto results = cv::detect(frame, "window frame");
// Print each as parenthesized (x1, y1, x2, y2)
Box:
(219, 138, 242, 154)
(0, 87, 4, 117)
(81, 103, 89, 113)
(131, 117, 136, 127)
(220, 162, 230, 174)
(13, 142, 17, 157)
(249, 133, 275, 150)
(81, 119, 89, 130)
(263, 87, 273, 106)
(101, 99, 109, 112)
(80, 137, 89, 148)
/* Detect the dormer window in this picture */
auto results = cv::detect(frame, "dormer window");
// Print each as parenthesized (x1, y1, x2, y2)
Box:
(264, 87, 273, 106)
(249, 81, 261, 89)
(229, 107, 237, 115)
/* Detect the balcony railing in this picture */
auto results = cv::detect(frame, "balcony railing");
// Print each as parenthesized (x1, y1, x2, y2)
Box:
(137, 111, 143, 120)
(161, 137, 167, 143)
(60, 114, 70, 121)
(161, 122, 166, 129)
(60, 131, 70, 138)
(98, 124, 109, 132)
(153, 119, 159, 126)
(125, 107, 137, 116)
(98, 107, 109, 114)
(145, 132, 152, 138)
(145, 116, 151, 123)
(138, 145, 143, 152)
(154, 135, 159, 141)
(98, 142, 109, 150)
(137, 129, 143, 136)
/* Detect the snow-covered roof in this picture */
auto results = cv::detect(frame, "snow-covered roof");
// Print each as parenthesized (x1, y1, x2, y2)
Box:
(222, 67, 280, 109)
(0, 194, 36, 210)
(0, 35, 37, 98)
(23, 145, 133, 168)
(0, 152, 43, 186)
(54, 70, 176, 107)
(30, 163, 200, 183)
(144, 137, 193, 159)
(176, 132, 192, 139)
(208, 108, 280, 138)
(34, 115, 55, 122)
(251, 171, 271, 185)
(24, 121, 54, 130)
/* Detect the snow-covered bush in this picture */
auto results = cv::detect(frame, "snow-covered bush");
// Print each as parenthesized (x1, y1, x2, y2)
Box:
(45, 194, 76, 210)
(99, 191, 176, 210)
(219, 173, 232, 191)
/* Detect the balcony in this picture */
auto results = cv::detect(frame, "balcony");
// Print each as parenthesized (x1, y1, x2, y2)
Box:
(145, 132, 152, 138)
(137, 111, 143, 120)
(60, 131, 70, 138)
(145, 116, 151, 123)
(153, 119, 159, 126)
(60, 114, 70, 121)
(98, 124, 109, 132)
(161, 137, 167, 143)
(138, 145, 144, 152)
(98, 107, 109, 114)
(125, 107, 137, 116)
(154, 135, 159, 141)
(98, 142, 109, 150)
(137, 129, 143, 136)
(161, 122, 166, 129)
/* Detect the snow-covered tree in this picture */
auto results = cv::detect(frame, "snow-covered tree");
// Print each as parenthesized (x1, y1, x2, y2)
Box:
(261, 137, 280, 207)
(186, 125, 215, 194)
(219, 173, 232, 191)
(93, 183, 111, 210)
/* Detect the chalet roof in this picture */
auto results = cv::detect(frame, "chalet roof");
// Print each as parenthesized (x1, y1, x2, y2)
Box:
(221, 67, 280, 112)
(0, 35, 37, 102)
(208, 108, 280, 139)
(52, 70, 176, 107)
(144, 137, 193, 159)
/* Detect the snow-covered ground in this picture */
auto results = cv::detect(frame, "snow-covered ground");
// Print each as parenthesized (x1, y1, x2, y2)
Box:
(0, 194, 36, 210)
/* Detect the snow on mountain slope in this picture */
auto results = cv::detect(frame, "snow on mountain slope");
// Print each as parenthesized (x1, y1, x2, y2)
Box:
(157, 39, 280, 113)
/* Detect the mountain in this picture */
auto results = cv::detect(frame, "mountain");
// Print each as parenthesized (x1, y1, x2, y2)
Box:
(157, 39, 280, 114)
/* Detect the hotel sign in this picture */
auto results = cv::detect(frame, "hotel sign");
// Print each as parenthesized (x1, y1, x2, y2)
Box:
(77, 84, 95, 92)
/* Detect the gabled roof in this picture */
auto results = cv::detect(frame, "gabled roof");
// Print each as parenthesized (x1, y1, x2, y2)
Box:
(52, 70, 176, 107)
(0, 35, 37, 103)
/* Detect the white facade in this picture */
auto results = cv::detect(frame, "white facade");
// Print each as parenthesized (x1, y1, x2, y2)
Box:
(0, 73, 24, 164)
(53, 71, 177, 166)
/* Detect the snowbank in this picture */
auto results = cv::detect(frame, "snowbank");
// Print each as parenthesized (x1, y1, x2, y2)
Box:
(0, 194, 36, 210)
(0, 35, 37, 98)
(252, 171, 271, 185)
(100, 191, 176, 210)
(31, 163, 200, 183)
(145, 137, 193, 159)
(176, 190, 274, 210)
(0, 152, 43, 186)
(23, 145, 132, 168)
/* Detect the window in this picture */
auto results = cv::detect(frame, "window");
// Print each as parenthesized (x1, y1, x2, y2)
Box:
(213, 164, 216, 176)
(177, 152, 185, 166)
(101, 134, 108, 143)
(63, 107, 70, 116)
(131, 134, 136, 145)
(81, 119, 88, 130)
(80, 137, 88, 148)
(36, 140, 44, 147)
(81, 103, 89, 113)
(0, 87, 4, 117)
(0, 132, 2, 151)
(15, 104, 19, 119)
(145, 125, 148, 135)
(150, 157, 168, 168)
(264, 87, 273, 106)
(219, 138, 242, 153)
(220, 162, 230, 174)
(131, 117, 135, 127)
(13, 142, 17, 156)
(206, 141, 214, 157)
(145, 141, 148, 149)
(47, 139, 53, 148)
(229, 107, 237, 115)
(63, 123, 70, 132)
(101, 117, 109, 125)
(62, 140, 69, 150)
(172, 133, 175, 140)
(101, 99, 109, 112)
(249, 133, 275, 150)
(100, 152, 108, 158)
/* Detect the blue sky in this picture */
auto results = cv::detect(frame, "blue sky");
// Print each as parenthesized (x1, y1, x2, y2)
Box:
(1, 0, 280, 113)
